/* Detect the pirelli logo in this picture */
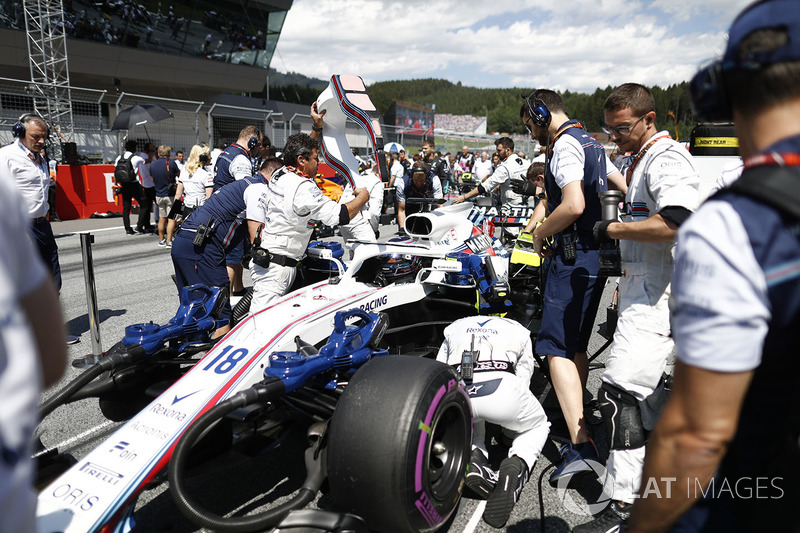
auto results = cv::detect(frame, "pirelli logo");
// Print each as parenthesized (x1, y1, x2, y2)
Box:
(694, 137, 739, 148)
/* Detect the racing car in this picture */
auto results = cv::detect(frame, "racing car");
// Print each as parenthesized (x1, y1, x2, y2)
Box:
(35, 199, 544, 533)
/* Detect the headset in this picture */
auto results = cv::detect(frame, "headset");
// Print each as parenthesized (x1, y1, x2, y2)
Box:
(12, 113, 49, 139)
(247, 128, 262, 151)
(690, 0, 800, 121)
(522, 93, 551, 129)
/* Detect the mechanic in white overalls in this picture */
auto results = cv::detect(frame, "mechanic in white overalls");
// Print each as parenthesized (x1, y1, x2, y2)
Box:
(248, 124, 369, 313)
(575, 83, 701, 533)
(454, 136, 530, 209)
(339, 160, 384, 256)
(437, 313, 550, 528)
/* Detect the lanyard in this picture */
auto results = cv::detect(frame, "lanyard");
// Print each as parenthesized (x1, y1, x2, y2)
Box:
(743, 152, 800, 169)
(625, 134, 671, 185)
(26, 151, 48, 176)
(547, 122, 584, 157)
(286, 165, 313, 179)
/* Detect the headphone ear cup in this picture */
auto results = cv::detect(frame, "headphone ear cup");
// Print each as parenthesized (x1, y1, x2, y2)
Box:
(690, 60, 730, 122)
(531, 100, 551, 128)
(248, 135, 259, 151)
(12, 122, 25, 138)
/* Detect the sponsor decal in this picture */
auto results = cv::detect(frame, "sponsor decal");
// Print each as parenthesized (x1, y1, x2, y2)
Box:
(172, 390, 200, 405)
(359, 294, 387, 311)
(109, 441, 137, 462)
(50, 483, 100, 512)
(149, 402, 187, 422)
(465, 326, 499, 335)
(128, 420, 169, 441)
(465, 234, 492, 253)
(79, 462, 124, 485)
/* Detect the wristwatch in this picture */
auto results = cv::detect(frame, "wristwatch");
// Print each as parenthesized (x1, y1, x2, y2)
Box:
(312, 124, 323, 133)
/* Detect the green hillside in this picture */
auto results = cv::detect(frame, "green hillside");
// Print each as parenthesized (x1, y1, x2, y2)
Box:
(266, 76, 698, 140)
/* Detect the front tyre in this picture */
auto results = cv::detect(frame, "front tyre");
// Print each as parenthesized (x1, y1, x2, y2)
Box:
(327, 356, 472, 532)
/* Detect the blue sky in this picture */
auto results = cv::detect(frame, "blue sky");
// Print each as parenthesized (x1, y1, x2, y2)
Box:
(274, 0, 753, 93)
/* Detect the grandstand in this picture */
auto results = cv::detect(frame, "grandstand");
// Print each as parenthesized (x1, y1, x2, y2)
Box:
(434, 113, 487, 135)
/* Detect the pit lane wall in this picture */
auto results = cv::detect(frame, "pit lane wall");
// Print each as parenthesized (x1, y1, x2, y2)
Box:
(54, 165, 119, 220)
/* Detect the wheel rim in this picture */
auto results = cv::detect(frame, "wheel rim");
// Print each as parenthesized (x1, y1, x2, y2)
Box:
(426, 399, 469, 501)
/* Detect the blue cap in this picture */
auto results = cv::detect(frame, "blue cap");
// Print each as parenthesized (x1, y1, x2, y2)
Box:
(724, 0, 800, 71)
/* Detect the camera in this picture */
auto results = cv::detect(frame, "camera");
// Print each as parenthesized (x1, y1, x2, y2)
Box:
(598, 190, 623, 277)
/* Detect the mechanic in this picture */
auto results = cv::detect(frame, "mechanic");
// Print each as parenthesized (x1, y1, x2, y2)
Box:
(437, 313, 549, 528)
(395, 161, 444, 230)
(170, 171, 267, 338)
(212, 125, 263, 301)
(573, 83, 701, 533)
(454, 137, 531, 208)
(0, 173, 66, 533)
(421, 139, 452, 192)
(628, 2, 800, 531)
(247, 131, 369, 313)
(339, 157, 384, 254)
(0, 114, 63, 290)
(519, 89, 618, 484)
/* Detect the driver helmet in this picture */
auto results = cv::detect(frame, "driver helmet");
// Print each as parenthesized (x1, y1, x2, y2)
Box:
(378, 252, 422, 283)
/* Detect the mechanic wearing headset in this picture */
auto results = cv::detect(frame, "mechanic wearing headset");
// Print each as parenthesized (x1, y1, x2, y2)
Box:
(453, 136, 531, 208)
(247, 104, 369, 313)
(520, 89, 620, 484)
(573, 84, 701, 533)
(171, 170, 268, 339)
(0, 114, 63, 291)
(213, 125, 263, 301)
(629, 2, 800, 531)
(437, 312, 550, 528)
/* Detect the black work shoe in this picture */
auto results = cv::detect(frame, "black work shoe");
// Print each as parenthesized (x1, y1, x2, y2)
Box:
(465, 449, 497, 499)
(483, 455, 529, 528)
(572, 500, 631, 533)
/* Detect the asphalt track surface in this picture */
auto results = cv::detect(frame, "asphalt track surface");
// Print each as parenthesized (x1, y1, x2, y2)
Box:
(39, 215, 657, 533)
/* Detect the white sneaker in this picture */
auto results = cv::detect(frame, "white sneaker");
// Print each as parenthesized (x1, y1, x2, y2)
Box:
(158, 239, 167, 247)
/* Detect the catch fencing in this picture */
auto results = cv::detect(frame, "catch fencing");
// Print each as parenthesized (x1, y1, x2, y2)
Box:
(0, 76, 535, 163)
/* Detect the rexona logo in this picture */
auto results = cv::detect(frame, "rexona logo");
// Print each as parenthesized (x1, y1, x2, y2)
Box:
(359, 295, 388, 311)
(150, 403, 187, 422)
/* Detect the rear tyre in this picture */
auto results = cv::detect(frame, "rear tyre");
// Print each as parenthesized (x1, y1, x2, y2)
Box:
(327, 355, 472, 532)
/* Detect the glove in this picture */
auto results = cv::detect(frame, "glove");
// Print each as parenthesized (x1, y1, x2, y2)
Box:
(510, 178, 537, 197)
(593, 220, 614, 243)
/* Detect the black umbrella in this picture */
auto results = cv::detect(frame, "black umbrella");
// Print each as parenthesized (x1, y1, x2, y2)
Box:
(111, 104, 173, 131)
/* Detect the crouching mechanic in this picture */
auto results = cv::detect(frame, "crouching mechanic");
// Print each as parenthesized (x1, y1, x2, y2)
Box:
(247, 133, 369, 312)
(573, 83, 701, 533)
(171, 171, 267, 338)
(437, 314, 550, 528)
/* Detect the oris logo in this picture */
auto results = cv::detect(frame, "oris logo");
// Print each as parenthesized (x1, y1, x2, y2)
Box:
(359, 295, 388, 311)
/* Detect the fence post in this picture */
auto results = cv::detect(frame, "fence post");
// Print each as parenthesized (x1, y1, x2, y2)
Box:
(80, 232, 102, 356)
(208, 103, 216, 149)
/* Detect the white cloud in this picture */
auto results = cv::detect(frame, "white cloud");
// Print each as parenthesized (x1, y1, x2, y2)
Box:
(274, 0, 750, 93)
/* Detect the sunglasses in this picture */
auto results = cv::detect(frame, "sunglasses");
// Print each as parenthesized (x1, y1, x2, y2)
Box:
(602, 114, 647, 136)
